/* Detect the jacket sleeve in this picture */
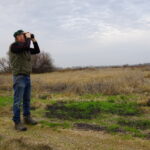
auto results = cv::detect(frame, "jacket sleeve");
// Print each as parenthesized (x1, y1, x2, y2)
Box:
(30, 42, 40, 55)
(11, 38, 31, 54)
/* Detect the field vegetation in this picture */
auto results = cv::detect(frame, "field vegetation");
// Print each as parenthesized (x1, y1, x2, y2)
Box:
(0, 66, 150, 150)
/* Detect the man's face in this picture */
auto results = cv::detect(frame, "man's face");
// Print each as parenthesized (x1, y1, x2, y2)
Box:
(16, 33, 25, 42)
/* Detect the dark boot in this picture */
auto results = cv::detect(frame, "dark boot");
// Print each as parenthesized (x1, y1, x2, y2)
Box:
(15, 122, 27, 131)
(23, 115, 37, 125)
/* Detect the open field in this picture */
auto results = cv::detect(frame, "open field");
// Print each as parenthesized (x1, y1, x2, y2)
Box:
(0, 66, 150, 150)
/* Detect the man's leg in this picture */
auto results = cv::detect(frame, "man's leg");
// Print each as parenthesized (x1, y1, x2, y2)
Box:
(23, 76, 37, 125)
(13, 75, 27, 131)
(23, 76, 31, 117)
(13, 75, 25, 123)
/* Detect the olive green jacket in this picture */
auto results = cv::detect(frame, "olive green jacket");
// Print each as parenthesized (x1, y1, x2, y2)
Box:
(8, 40, 40, 75)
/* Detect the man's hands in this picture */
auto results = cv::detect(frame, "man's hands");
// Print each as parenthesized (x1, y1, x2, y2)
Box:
(24, 32, 37, 42)
(24, 32, 31, 38)
(31, 38, 37, 42)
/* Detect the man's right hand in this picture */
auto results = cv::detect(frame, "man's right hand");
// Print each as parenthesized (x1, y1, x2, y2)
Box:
(24, 32, 31, 38)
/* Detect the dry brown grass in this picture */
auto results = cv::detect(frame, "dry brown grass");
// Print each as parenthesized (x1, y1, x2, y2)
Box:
(0, 116, 150, 150)
(0, 67, 150, 97)
(29, 67, 150, 96)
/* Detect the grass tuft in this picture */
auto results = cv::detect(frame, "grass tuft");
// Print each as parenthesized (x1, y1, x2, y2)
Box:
(118, 118, 150, 130)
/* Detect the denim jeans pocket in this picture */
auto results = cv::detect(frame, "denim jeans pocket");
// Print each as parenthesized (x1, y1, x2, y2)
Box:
(13, 75, 25, 84)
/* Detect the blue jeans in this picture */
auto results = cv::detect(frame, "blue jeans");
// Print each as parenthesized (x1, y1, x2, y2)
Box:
(12, 75, 31, 123)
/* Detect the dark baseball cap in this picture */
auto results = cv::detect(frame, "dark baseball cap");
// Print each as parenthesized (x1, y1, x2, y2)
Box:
(13, 30, 24, 38)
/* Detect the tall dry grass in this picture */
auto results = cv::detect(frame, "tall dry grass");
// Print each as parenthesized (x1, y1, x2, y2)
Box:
(0, 67, 150, 97)
(31, 67, 150, 96)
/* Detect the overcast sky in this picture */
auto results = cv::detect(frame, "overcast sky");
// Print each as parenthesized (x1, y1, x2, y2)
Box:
(0, 0, 150, 67)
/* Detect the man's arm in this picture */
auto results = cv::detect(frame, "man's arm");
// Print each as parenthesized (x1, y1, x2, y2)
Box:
(30, 40, 40, 55)
(11, 38, 31, 54)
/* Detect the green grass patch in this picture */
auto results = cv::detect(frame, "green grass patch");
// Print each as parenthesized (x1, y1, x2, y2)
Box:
(40, 120, 71, 128)
(80, 94, 137, 101)
(133, 132, 148, 138)
(118, 118, 150, 130)
(106, 124, 121, 133)
(123, 126, 140, 133)
(80, 93, 104, 99)
(107, 94, 137, 101)
(0, 96, 12, 107)
(122, 126, 147, 138)
(46, 100, 141, 120)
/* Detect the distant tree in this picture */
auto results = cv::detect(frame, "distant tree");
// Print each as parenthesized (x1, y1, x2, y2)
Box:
(123, 64, 129, 68)
(31, 52, 55, 73)
(0, 57, 11, 73)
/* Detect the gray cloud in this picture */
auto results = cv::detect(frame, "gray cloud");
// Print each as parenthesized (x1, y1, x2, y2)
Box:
(0, 0, 150, 67)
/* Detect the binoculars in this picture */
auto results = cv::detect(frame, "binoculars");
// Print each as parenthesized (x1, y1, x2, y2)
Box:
(24, 33, 35, 39)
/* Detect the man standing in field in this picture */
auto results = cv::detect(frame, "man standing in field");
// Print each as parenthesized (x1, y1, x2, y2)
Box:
(8, 30, 40, 131)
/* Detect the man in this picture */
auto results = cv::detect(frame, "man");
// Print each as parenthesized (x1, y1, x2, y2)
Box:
(8, 30, 40, 131)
